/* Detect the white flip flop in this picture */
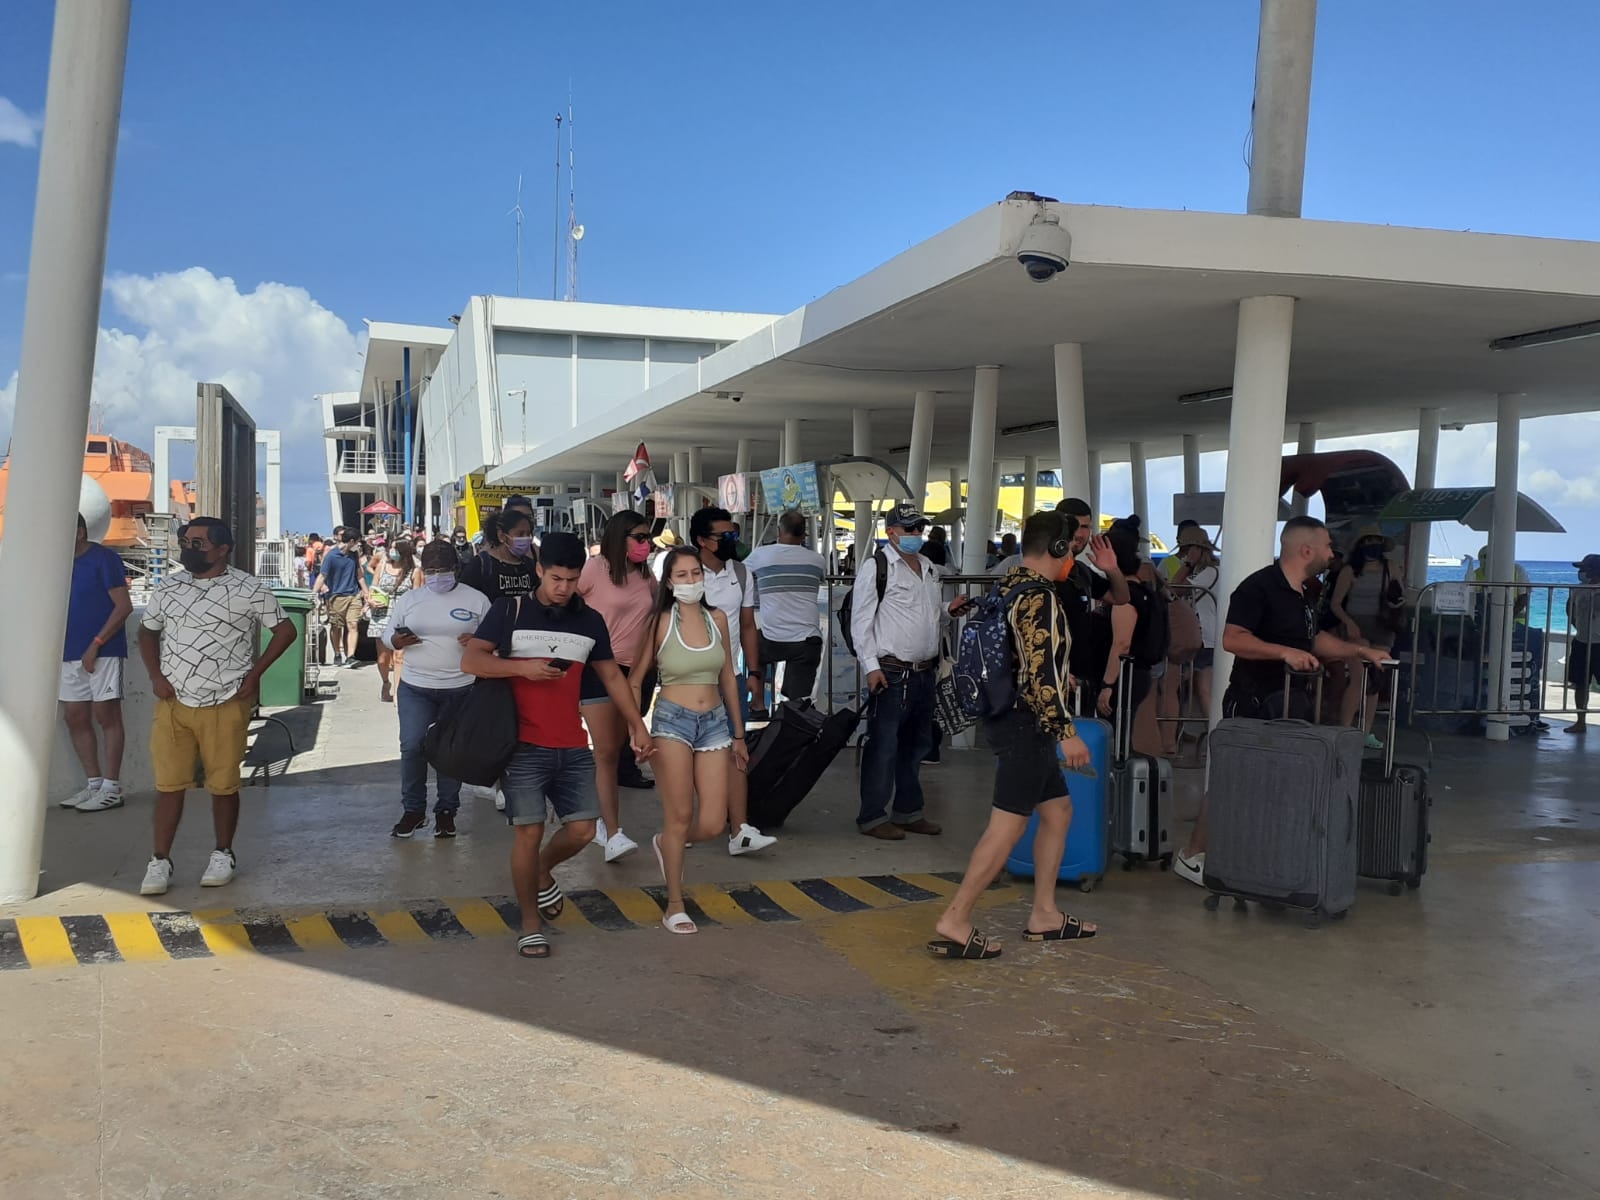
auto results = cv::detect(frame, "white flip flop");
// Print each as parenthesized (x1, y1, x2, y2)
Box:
(661, 910, 698, 935)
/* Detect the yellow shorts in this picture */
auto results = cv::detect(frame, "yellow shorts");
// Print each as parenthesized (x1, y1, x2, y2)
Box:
(151, 698, 250, 795)
(326, 594, 364, 630)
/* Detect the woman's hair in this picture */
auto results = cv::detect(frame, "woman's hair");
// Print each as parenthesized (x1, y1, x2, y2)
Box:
(419, 541, 458, 572)
(600, 509, 650, 588)
(648, 546, 711, 621)
(390, 538, 417, 576)
(482, 508, 534, 549)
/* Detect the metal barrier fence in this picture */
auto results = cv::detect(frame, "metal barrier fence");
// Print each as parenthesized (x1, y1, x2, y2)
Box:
(1406, 579, 1585, 729)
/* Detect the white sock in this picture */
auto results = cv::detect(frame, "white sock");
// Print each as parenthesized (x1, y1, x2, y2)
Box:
(100, 779, 121, 792)
(86, 776, 103, 790)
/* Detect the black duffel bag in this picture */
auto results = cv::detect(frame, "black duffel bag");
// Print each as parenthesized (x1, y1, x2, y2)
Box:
(424, 597, 522, 786)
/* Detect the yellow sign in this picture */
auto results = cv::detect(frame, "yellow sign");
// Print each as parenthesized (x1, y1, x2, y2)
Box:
(460, 474, 524, 538)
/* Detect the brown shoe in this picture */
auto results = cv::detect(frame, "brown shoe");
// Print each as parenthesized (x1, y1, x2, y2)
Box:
(860, 823, 907, 840)
(899, 818, 943, 836)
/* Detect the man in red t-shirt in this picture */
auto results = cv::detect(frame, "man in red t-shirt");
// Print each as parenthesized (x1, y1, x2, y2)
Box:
(464, 533, 653, 960)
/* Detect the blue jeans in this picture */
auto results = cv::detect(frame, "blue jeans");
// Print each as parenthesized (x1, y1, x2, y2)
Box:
(398, 681, 469, 814)
(857, 667, 935, 830)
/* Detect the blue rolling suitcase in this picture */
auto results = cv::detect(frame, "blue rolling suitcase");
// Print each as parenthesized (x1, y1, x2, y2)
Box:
(1003, 716, 1111, 893)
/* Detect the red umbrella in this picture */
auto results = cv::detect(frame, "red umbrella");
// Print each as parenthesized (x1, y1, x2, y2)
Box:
(361, 500, 403, 515)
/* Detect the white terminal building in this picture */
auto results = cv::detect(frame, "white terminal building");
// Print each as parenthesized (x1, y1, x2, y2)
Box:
(338, 3, 1600, 743)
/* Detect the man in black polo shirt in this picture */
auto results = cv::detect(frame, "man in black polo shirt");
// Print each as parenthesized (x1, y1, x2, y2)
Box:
(1173, 516, 1391, 886)
(1052, 497, 1129, 695)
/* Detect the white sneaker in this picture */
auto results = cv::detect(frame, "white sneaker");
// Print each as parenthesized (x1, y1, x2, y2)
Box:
(1173, 850, 1206, 888)
(603, 830, 639, 863)
(140, 856, 173, 896)
(593, 818, 609, 846)
(200, 849, 237, 888)
(75, 784, 124, 812)
(62, 782, 102, 808)
(728, 824, 777, 856)
(493, 788, 506, 812)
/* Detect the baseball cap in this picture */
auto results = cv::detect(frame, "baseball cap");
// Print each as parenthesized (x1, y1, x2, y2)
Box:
(886, 503, 929, 530)
(1574, 553, 1600, 574)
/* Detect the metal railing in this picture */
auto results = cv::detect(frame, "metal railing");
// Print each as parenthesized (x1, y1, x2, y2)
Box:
(335, 450, 407, 476)
(1406, 580, 1587, 729)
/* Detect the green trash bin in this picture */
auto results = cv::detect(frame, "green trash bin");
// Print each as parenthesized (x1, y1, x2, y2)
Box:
(259, 588, 313, 707)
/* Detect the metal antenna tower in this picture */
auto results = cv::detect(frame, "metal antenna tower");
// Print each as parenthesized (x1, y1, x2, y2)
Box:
(565, 98, 584, 301)
(507, 174, 524, 296)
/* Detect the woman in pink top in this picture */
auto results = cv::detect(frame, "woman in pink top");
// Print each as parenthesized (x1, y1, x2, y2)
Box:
(579, 510, 660, 862)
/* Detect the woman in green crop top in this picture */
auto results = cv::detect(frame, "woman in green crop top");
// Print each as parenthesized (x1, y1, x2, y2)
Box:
(631, 547, 749, 934)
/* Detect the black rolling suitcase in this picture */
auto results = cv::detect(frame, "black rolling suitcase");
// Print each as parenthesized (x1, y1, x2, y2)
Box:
(1109, 656, 1174, 870)
(1357, 662, 1432, 894)
(746, 702, 860, 830)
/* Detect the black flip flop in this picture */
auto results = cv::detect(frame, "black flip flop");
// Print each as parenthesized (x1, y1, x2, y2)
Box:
(536, 883, 564, 922)
(516, 932, 550, 959)
(926, 929, 1002, 960)
(1022, 914, 1097, 941)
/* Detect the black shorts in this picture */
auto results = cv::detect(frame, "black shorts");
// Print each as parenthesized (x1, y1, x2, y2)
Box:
(983, 710, 1064, 817)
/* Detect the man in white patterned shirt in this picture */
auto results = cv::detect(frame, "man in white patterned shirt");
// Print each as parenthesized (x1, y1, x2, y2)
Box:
(137, 518, 297, 895)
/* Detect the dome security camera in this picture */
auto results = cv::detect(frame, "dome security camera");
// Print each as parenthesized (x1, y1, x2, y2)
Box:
(1016, 212, 1072, 282)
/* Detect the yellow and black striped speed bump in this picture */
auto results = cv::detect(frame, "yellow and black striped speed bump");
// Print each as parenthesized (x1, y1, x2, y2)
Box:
(0, 872, 991, 970)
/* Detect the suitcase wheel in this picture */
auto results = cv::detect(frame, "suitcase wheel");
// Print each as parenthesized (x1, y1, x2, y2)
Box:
(1405, 876, 1422, 890)
(1203, 893, 1220, 911)
(1120, 859, 1134, 872)
(1387, 881, 1404, 897)
(1233, 897, 1248, 913)
(1303, 913, 1322, 930)
(1078, 878, 1095, 894)
(1159, 853, 1172, 872)
(1329, 909, 1348, 921)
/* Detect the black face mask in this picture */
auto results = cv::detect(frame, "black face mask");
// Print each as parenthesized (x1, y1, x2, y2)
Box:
(180, 548, 213, 574)
(710, 541, 736, 562)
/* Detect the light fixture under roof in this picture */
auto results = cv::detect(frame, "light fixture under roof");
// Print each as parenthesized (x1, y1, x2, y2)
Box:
(1488, 319, 1600, 352)
(1177, 387, 1232, 405)
(1000, 419, 1059, 437)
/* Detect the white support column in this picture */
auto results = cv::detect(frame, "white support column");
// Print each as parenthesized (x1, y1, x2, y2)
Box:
(1247, 0, 1319, 218)
(906, 391, 935, 500)
(614, 472, 627, 513)
(673, 451, 690, 522)
(962, 366, 1000, 575)
(262, 430, 282, 542)
(1209, 295, 1297, 731)
(777, 425, 787, 468)
(1088, 450, 1103, 528)
(1129, 441, 1149, 538)
(1022, 455, 1039, 518)
(1407, 408, 1440, 593)
(1182, 434, 1200, 496)
(687, 447, 703, 510)
(1053, 343, 1090, 502)
(0, 0, 131, 903)
(852, 409, 872, 546)
(1484, 394, 1521, 742)
(1291, 421, 1318, 516)
(735, 437, 751, 479)
(783, 418, 801, 466)
(948, 467, 964, 565)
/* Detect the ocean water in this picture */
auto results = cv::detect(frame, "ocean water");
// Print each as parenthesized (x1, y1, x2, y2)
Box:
(1424, 560, 1584, 635)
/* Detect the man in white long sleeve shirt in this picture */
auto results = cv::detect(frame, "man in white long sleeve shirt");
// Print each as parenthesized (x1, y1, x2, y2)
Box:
(851, 503, 972, 839)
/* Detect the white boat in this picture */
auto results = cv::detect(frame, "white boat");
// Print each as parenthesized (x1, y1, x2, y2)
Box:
(1429, 553, 1466, 567)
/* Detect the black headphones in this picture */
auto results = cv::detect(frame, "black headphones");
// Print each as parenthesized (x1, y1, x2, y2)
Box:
(1048, 513, 1076, 560)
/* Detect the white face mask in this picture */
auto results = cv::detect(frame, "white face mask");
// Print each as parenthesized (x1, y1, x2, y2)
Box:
(672, 581, 706, 605)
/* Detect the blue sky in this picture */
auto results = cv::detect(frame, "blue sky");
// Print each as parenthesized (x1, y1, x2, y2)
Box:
(3, 0, 1599, 550)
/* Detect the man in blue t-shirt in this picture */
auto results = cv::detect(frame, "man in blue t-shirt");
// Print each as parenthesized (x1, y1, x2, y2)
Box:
(313, 530, 369, 667)
(60, 514, 134, 811)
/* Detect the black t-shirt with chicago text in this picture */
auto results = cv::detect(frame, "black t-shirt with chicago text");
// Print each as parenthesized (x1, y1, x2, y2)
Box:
(459, 551, 536, 600)
(1224, 562, 1319, 698)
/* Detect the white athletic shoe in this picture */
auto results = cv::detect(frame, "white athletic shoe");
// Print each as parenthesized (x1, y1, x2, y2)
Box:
(728, 824, 777, 856)
(1173, 850, 1206, 888)
(603, 830, 639, 863)
(62, 782, 102, 808)
(139, 856, 173, 896)
(74, 784, 124, 812)
(200, 849, 237, 888)
(593, 818, 609, 845)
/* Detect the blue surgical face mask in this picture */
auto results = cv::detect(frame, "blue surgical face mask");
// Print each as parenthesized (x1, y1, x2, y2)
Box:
(897, 535, 925, 555)
(510, 536, 534, 557)
(388, 549, 400, 563)
(424, 573, 456, 594)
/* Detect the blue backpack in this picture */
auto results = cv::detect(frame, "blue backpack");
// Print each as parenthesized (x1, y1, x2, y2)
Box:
(953, 580, 1051, 721)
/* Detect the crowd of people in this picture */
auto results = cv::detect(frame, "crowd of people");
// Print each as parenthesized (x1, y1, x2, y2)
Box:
(54, 491, 1599, 963)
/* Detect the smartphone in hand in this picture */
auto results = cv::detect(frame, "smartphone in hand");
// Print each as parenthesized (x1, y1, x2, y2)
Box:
(548, 658, 573, 671)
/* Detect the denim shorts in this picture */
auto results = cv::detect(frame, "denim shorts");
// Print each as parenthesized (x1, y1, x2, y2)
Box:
(653, 698, 734, 753)
(500, 744, 599, 827)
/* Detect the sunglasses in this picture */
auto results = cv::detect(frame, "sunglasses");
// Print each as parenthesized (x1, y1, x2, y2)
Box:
(627, 532, 653, 544)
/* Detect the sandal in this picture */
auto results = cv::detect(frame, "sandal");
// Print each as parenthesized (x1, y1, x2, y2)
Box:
(536, 883, 565, 922)
(926, 929, 1002, 960)
(1022, 914, 1097, 941)
(661, 910, 698, 935)
(516, 932, 550, 959)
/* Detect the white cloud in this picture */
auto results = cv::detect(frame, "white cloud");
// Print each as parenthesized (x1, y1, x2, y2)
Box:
(0, 267, 363, 531)
(0, 97, 42, 148)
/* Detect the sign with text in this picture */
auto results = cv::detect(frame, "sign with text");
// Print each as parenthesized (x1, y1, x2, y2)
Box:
(718, 472, 751, 513)
(759, 462, 822, 514)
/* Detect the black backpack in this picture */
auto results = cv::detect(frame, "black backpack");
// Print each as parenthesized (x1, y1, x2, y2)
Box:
(1129, 580, 1171, 669)
(423, 597, 522, 786)
(836, 549, 888, 657)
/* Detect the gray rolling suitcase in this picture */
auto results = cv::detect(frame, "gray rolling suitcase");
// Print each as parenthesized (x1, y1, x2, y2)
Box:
(1110, 656, 1174, 871)
(1202, 669, 1362, 927)
(1356, 663, 1432, 895)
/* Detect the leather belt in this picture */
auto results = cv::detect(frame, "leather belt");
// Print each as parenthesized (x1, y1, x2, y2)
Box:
(881, 655, 939, 672)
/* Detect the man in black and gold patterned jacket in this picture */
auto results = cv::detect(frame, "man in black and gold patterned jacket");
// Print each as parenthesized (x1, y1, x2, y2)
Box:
(927, 511, 1099, 961)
